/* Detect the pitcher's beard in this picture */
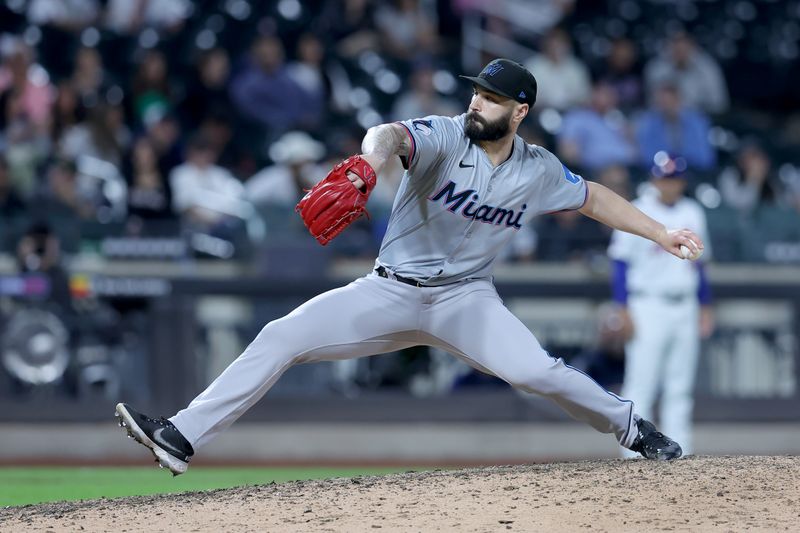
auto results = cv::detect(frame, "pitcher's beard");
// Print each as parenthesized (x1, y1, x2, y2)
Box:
(465, 110, 512, 142)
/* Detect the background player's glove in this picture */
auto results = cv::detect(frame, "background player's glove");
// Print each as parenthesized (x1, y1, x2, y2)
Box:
(295, 155, 377, 245)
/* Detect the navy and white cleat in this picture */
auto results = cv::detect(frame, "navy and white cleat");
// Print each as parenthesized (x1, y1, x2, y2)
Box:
(628, 418, 683, 461)
(115, 403, 194, 476)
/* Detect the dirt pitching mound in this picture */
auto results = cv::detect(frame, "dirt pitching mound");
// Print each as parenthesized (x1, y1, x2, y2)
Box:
(2, 455, 797, 532)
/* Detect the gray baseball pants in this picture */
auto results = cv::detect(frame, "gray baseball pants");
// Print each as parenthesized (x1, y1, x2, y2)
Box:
(170, 274, 638, 450)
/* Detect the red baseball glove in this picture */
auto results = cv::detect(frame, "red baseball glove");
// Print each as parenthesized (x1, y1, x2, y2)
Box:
(295, 155, 377, 245)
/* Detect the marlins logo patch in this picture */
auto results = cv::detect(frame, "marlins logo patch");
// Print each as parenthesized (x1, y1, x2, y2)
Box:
(412, 119, 434, 136)
(562, 164, 582, 184)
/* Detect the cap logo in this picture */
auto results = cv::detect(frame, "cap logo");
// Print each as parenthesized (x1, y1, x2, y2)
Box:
(518, 91, 526, 99)
(484, 62, 504, 77)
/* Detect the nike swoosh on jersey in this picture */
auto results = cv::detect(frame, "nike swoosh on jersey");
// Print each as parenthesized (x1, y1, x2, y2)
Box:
(152, 427, 185, 457)
(459, 161, 474, 168)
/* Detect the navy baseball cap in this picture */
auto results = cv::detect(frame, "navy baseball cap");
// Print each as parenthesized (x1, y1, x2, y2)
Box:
(651, 151, 688, 179)
(460, 58, 538, 107)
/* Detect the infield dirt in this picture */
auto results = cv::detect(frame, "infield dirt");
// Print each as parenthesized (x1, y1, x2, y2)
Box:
(1, 455, 797, 532)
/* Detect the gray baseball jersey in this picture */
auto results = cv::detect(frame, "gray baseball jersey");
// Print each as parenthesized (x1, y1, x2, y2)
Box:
(378, 114, 588, 285)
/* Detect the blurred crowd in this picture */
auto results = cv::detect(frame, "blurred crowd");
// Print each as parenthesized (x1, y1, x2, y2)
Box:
(0, 0, 799, 269)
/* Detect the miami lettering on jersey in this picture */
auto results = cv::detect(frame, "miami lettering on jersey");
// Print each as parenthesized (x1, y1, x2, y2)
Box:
(429, 180, 526, 229)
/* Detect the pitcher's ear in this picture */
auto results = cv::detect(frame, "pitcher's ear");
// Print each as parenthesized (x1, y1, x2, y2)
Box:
(515, 103, 529, 122)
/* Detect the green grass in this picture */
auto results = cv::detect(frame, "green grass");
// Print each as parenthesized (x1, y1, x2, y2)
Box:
(0, 466, 417, 507)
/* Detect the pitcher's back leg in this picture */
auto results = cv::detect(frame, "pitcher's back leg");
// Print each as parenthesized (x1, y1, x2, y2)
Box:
(171, 275, 422, 448)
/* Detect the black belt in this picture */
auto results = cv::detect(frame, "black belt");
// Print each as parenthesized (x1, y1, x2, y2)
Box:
(630, 291, 691, 303)
(375, 266, 429, 287)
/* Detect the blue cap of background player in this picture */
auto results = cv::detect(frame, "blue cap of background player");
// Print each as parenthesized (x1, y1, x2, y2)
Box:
(459, 58, 538, 107)
(650, 151, 688, 179)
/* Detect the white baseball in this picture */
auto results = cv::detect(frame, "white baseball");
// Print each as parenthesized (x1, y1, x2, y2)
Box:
(680, 244, 703, 260)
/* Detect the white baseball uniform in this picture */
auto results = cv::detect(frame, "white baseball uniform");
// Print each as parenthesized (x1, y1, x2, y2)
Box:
(170, 114, 639, 451)
(608, 186, 711, 454)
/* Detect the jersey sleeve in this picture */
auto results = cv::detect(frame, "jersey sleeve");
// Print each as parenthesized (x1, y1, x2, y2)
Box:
(538, 149, 589, 212)
(395, 115, 463, 175)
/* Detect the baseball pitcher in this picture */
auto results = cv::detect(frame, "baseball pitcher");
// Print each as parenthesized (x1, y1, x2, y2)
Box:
(116, 59, 704, 475)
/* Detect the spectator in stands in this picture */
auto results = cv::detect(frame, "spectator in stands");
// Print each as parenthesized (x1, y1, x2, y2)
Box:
(644, 30, 729, 115)
(0, 42, 54, 199)
(2, 89, 48, 199)
(0, 153, 26, 218)
(375, 0, 439, 60)
(320, 0, 379, 59)
(391, 62, 460, 121)
(718, 141, 779, 213)
(126, 137, 174, 234)
(557, 80, 636, 172)
(197, 112, 238, 173)
(524, 27, 591, 111)
(286, 34, 328, 119)
(245, 131, 326, 207)
(131, 49, 174, 127)
(33, 158, 94, 235)
(25, 0, 100, 78)
(635, 81, 716, 172)
(69, 46, 108, 106)
(0, 40, 54, 131)
(51, 81, 81, 146)
(596, 37, 643, 115)
(535, 209, 608, 262)
(169, 133, 244, 230)
(230, 35, 322, 139)
(59, 102, 131, 168)
(143, 110, 183, 178)
(597, 165, 632, 201)
(181, 48, 233, 131)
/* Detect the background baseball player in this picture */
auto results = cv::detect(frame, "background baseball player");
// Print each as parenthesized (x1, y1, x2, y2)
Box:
(115, 59, 704, 475)
(609, 152, 713, 456)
